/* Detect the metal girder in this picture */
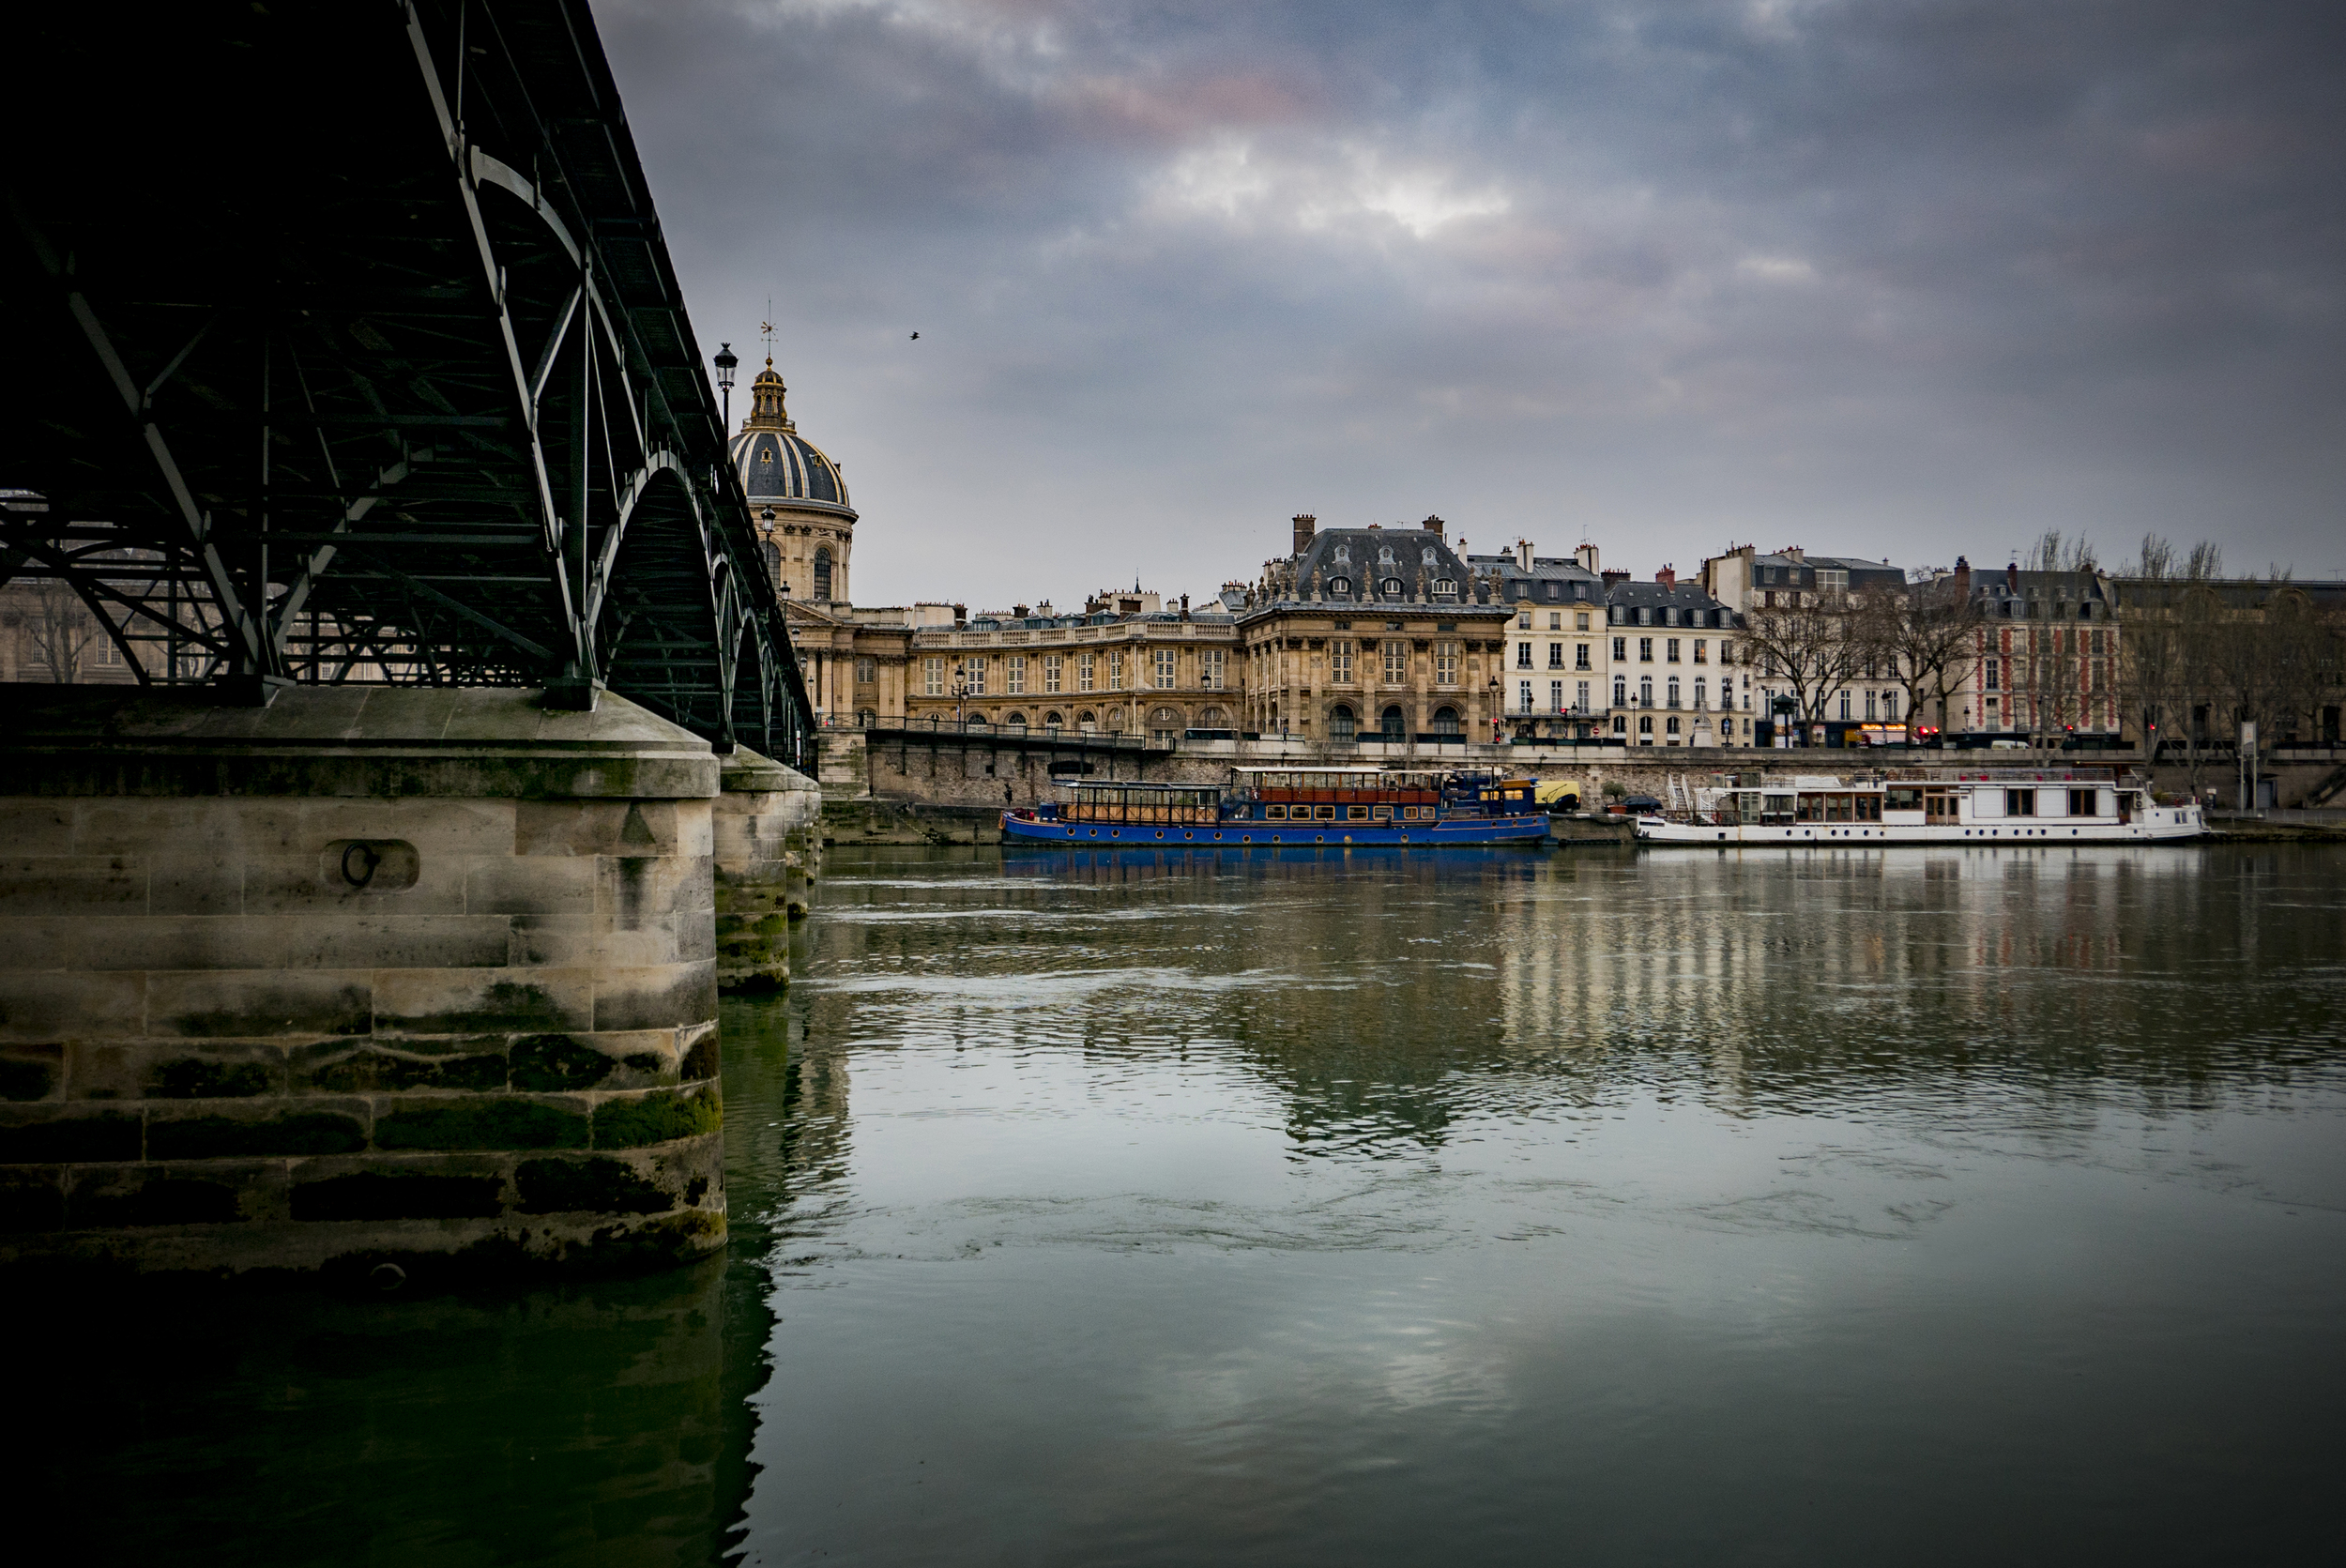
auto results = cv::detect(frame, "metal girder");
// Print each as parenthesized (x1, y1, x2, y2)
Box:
(2, 1, 815, 770)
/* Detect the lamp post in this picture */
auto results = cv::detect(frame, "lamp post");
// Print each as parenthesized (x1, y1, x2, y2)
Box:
(713, 343, 738, 430)
(1487, 674, 1501, 744)
(954, 675, 968, 726)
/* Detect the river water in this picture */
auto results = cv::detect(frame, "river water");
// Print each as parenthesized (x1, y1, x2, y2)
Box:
(19, 844, 2346, 1565)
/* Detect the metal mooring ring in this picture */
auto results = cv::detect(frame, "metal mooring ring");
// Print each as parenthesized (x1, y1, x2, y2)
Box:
(341, 841, 383, 889)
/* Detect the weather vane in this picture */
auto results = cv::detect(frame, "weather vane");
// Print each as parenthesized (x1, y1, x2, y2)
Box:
(761, 298, 774, 367)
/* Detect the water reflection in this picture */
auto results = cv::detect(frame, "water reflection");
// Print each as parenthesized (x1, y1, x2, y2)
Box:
(742, 844, 2346, 1567)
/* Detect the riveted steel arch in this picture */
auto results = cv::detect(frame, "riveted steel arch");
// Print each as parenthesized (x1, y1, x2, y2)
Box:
(1, 0, 815, 770)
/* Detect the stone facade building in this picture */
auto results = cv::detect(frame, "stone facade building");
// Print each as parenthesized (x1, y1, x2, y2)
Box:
(1236, 516, 1514, 741)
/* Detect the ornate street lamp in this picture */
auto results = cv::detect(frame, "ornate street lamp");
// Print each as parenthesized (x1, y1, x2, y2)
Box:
(713, 343, 739, 429)
(953, 675, 968, 726)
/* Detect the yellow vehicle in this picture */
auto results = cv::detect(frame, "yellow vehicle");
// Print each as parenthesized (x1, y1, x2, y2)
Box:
(1533, 778, 1586, 813)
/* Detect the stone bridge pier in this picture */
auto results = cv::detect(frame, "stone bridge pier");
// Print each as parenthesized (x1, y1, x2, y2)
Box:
(0, 686, 817, 1283)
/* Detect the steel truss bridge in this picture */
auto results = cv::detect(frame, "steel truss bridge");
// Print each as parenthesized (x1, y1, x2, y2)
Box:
(3, 0, 814, 766)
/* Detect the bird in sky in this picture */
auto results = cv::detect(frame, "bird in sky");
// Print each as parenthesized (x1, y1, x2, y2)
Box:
(909, 331, 920, 341)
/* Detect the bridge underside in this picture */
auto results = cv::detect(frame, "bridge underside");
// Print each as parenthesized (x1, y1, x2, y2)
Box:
(3, 0, 811, 767)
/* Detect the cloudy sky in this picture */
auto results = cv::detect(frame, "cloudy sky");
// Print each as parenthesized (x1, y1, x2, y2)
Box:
(600, 0, 2344, 608)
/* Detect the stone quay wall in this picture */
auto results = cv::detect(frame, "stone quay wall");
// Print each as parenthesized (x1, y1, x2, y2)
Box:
(0, 686, 816, 1283)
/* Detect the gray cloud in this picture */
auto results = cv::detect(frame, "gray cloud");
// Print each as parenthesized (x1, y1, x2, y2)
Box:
(601, 0, 2346, 602)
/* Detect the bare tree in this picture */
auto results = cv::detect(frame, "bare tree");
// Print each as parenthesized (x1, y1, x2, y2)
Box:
(1859, 576, 1979, 742)
(26, 578, 99, 682)
(1739, 587, 1865, 739)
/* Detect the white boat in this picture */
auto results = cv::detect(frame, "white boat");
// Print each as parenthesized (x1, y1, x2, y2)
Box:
(1634, 769, 2206, 845)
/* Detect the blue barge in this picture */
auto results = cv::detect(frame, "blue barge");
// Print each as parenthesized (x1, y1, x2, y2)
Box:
(1000, 767, 1550, 846)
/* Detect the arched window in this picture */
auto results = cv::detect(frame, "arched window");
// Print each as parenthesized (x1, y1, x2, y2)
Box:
(1198, 706, 1226, 726)
(1328, 577, 1352, 596)
(762, 540, 782, 587)
(1668, 677, 1681, 708)
(1431, 705, 1462, 737)
(1379, 705, 1406, 740)
(1044, 711, 1064, 729)
(1328, 704, 1358, 742)
(1380, 577, 1405, 596)
(1431, 578, 1456, 597)
(1005, 712, 1028, 727)
(1077, 709, 1096, 732)
(813, 546, 833, 601)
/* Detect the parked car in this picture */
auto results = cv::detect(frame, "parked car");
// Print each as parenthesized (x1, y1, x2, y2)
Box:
(1616, 794, 1665, 814)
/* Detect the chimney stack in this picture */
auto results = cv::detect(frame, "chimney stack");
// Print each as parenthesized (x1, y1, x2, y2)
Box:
(1515, 539, 1534, 571)
(1180, 593, 1190, 620)
(1656, 565, 1676, 588)
(2006, 560, 2019, 591)
(1013, 603, 1029, 618)
(1602, 569, 1629, 586)
(1422, 514, 1444, 536)
(1292, 513, 1317, 556)
(952, 602, 967, 628)
(1576, 543, 1599, 573)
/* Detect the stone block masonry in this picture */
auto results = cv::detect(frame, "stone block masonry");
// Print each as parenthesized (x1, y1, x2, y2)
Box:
(0, 686, 812, 1282)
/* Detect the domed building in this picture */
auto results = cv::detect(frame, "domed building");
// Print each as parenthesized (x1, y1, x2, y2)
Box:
(729, 358, 854, 604)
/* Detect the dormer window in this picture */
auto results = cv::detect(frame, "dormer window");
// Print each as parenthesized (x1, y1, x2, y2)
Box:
(1329, 577, 1352, 596)
(1333, 545, 1350, 564)
(1638, 607, 1652, 626)
(1664, 608, 1678, 627)
(1422, 548, 1437, 566)
(1380, 577, 1405, 595)
(1432, 578, 1457, 597)
(1379, 546, 1395, 566)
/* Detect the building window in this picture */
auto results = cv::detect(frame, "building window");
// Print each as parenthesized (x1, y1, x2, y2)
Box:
(855, 656, 876, 685)
(1044, 654, 1063, 693)
(1200, 648, 1226, 689)
(1884, 690, 1899, 719)
(1332, 640, 1355, 684)
(1435, 641, 1458, 685)
(1078, 652, 1097, 693)
(1549, 679, 1565, 713)
(1517, 611, 1531, 629)
(1546, 642, 1564, 669)
(1865, 689, 1876, 721)
(1613, 677, 1626, 708)
(1108, 649, 1125, 692)
(1515, 642, 1531, 669)
(813, 546, 833, 601)
(923, 656, 944, 696)
(1518, 680, 1535, 714)
(965, 657, 988, 696)
(1380, 577, 1405, 596)
(1694, 678, 1707, 709)
(1612, 637, 1626, 662)
(1330, 704, 1358, 741)
(1638, 608, 1653, 626)
(1838, 690, 1851, 720)
(1575, 643, 1591, 670)
(1384, 641, 1408, 684)
(1432, 705, 1462, 737)
(1985, 658, 2000, 692)
(1692, 639, 1706, 663)
(1575, 613, 1590, 632)
(1667, 716, 1681, 736)
(1433, 578, 1456, 597)
(1613, 715, 1627, 734)
(1154, 647, 1176, 689)
(1668, 677, 1681, 708)
(1639, 677, 1653, 708)
(1667, 638, 1680, 662)
(1329, 577, 1352, 596)
(762, 540, 782, 588)
(1639, 638, 1653, 662)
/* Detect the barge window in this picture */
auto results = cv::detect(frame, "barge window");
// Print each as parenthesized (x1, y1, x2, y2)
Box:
(1266, 805, 1286, 820)
(2006, 788, 2036, 817)
(1373, 805, 1392, 819)
(1857, 796, 1881, 822)
(1884, 787, 1923, 811)
(1316, 805, 1337, 821)
(2069, 788, 2096, 816)
(1348, 806, 1369, 821)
